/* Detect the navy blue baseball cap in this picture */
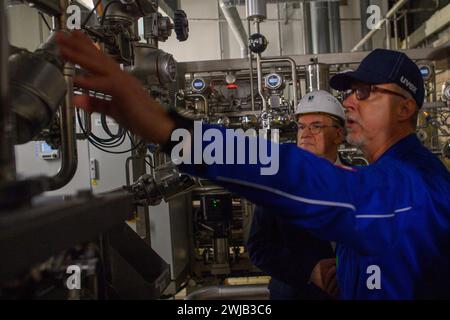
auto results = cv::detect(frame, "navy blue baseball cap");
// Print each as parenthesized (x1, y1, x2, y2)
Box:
(330, 49, 425, 108)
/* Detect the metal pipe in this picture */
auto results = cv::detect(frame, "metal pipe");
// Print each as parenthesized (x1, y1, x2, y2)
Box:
(277, 2, 283, 55)
(247, 19, 255, 111)
(219, 0, 248, 58)
(301, 1, 312, 54)
(185, 284, 269, 300)
(393, 13, 399, 50)
(360, 0, 372, 51)
(186, 94, 209, 116)
(261, 57, 299, 107)
(404, 11, 409, 48)
(45, 0, 78, 190)
(351, 0, 409, 52)
(0, 0, 16, 182)
(328, 0, 342, 53)
(385, 18, 391, 49)
(310, 1, 330, 54)
(254, 20, 267, 112)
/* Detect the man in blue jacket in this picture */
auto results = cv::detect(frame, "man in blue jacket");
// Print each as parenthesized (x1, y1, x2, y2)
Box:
(57, 31, 450, 299)
(247, 91, 347, 299)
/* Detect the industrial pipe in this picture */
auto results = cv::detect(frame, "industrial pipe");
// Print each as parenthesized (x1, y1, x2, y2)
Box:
(219, 0, 248, 58)
(351, 0, 409, 52)
(186, 93, 209, 116)
(0, 0, 16, 183)
(247, 19, 255, 111)
(301, 1, 312, 54)
(259, 57, 299, 109)
(328, 0, 342, 53)
(44, 0, 78, 190)
(310, 1, 330, 54)
(185, 284, 269, 300)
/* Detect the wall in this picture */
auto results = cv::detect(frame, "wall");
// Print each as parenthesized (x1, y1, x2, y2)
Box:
(159, 0, 389, 62)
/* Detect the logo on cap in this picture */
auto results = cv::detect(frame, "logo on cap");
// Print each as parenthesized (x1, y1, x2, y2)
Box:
(308, 95, 315, 101)
(400, 76, 417, 94)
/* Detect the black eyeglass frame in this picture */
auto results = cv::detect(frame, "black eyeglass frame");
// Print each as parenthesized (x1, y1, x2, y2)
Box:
(344, 85, 409, 101)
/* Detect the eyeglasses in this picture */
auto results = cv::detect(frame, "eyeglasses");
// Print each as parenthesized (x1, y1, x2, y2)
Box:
(344, 85, 409, 101)
(296, 122, 339, 135)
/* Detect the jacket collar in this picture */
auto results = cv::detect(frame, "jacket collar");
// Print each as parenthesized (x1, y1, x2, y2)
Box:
(374, 133, 421, 164)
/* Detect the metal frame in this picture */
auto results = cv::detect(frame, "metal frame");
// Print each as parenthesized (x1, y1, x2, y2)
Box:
(0, 190, 135, 282)
(177, 48, 436, 75)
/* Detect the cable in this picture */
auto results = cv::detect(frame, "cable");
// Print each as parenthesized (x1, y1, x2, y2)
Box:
(101, 113, 125, 139)
(76, 107, 144, 154)
(126, 131, 155, 168)
(39, 12, 52, 31)
(100, 0, 121, 25)
(81, 0, 103, 28)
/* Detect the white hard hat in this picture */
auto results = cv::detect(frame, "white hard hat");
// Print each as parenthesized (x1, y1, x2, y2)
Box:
(295, 90, 345, 123)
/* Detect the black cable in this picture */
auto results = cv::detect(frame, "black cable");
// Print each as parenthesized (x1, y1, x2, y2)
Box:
(76, 108, 125, 148)
(101, 113, 125, 139)
(82, 0, 103, 28)
(126, 131, 155, 168)
(74, 100, 125, 145)
(76, 108, 144, 154)
(100, 0, 121, 25)
(39, 12, 52, 31)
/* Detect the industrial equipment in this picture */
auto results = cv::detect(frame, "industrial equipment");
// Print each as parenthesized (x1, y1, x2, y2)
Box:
(1, 0, 449, 301)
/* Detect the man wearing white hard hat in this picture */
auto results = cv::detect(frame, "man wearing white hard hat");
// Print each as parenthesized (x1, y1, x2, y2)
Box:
(247, 90, 346, 299)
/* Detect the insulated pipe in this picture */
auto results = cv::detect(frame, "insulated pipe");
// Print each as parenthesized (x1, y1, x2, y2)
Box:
(310, 1, 330, 54)
(328, 0, 342, 53)
(219, 0, 248, 58)
(185, 285, 269, 300)
(301, 1, 312, 54)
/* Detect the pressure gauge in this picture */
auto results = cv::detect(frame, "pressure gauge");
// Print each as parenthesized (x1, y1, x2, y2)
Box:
(192, 78, 207, 93)
(264, 73, 284, 90)
(418, 64, 433, 81)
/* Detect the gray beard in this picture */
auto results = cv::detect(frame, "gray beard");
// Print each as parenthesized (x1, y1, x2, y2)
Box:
(346, 134, 365, 148)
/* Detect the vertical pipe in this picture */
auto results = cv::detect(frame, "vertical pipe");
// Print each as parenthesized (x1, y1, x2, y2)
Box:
(46, 0, 78, 190)
(218, 2, 224, 60)
(328, 0, 342, 53)
(0, 0, 16, 182)
(219, 0, 248, 58)
(385, 18, 391, 49)
(254, 20, 266, 112)
(301, 1, 312, 54)
(277, 2, 282, 56)
(393, 13, 399, 50)
(310, 1, 330, 54)
(404, 11, 409, 49)
(247, 19, 255, 111)
(360, 0, 372, 51)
